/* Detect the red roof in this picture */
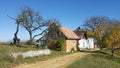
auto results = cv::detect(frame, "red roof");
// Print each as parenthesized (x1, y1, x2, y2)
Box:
(74, 27, 86, 39)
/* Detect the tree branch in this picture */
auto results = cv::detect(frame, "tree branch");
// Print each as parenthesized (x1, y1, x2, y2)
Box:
(7, 15, 17, 21)
(32, 29, 48, 39)
(32, 22, 47, 31)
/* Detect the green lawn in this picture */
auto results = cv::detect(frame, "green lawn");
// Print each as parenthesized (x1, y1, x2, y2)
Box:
(66, 50, 120, 68)
(0, 43, 68, 68)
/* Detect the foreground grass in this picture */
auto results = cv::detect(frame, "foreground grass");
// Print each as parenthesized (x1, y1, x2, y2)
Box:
(0, 43, 68, 68)
(67, 50, 120, 68)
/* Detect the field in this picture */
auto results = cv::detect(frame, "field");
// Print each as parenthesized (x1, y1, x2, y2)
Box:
(0, 43, 120, 68)
(0, 43, 68, 68)
(66, 50, 120, 68)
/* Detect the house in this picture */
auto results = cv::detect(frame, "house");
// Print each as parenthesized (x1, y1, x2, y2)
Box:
(44, 26, 80, 52)
(59, 26, 80, 52)
(37, 36, 46, 48)
(74, 27, 95, 50)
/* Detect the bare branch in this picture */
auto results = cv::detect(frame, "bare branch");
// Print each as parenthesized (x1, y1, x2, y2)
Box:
(33, 29, 48, 39)
(7, 15, 17, 21)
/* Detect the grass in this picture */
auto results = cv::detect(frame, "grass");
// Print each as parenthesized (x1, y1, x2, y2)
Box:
(1, 43, 120, 68)
(0, 43, 68, 68)
(101, 48, 120, 57)
(66, 50, 120, 68)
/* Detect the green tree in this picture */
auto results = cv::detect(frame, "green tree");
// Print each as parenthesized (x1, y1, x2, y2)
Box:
(57, 38, 65, 51)
(18, 7, 48, 44)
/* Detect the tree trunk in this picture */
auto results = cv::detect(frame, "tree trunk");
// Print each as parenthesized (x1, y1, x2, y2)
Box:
(13, 22, 20, 46)
(111, 46, 114, 56)
(100, 45, 103, 50)
(28, 31, 33, 45)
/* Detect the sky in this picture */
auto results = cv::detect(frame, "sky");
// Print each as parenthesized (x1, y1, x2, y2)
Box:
(0, 0, 120, 42)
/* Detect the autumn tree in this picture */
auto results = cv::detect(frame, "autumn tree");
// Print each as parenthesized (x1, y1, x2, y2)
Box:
(18, 7, 48, 44)
(103, 20, 120, 56)
(84, 16, 110, 49)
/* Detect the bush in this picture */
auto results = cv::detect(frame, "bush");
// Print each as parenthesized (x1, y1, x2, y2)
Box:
(57, 38, 65, 51)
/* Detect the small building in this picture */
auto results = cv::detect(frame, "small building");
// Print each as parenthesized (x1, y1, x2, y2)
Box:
(38, 36, 46, 46)
(74, 27, 95, 50)
(78, 38, 95, 50)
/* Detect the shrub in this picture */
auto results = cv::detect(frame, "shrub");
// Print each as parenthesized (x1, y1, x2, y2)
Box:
(57, 38, 65, 51)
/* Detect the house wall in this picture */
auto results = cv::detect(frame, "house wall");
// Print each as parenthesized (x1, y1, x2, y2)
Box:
(39, 40, 46, 46)
(47, 40, 58, 50)
(78, 38, 94, 50)
(65, 40, 77, 52)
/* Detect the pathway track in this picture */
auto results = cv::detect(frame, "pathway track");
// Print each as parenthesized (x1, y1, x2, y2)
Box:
(15, 52, 89, 68)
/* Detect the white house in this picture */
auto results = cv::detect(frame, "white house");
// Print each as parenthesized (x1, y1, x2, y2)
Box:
(74, 27, 96, 50)
(78, 38, 95, 50)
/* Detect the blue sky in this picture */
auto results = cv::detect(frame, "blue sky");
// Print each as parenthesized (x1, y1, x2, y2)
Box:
(0, 0, 120, 42)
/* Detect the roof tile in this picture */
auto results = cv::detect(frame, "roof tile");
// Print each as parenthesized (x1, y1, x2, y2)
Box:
(59, 26, 79, 39)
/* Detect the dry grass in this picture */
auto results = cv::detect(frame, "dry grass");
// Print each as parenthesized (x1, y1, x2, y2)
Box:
(0, 43, 68, 68)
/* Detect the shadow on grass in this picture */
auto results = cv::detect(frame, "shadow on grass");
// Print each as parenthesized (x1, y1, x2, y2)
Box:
(92, 53, 120, 63)
(80, 50, 120, 63)
(80, 50, 109, 55)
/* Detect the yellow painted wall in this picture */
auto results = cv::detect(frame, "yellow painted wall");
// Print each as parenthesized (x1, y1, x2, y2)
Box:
(65, 40, 77, 52)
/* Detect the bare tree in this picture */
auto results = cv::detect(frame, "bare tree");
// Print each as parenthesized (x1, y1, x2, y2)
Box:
(8, 15, 22, 46)
(18, 7, 48, 44)
(83, 16, 110, 49)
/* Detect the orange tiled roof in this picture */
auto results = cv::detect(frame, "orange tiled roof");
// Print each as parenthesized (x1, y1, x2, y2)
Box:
(59, 26, 79, 39)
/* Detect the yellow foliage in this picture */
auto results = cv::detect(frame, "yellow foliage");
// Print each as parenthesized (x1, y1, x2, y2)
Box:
(87, 31, 94, 37)
(103, 24, 120, 47)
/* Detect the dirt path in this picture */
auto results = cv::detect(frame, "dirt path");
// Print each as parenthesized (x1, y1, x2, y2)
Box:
(15, 52, 89, 68)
